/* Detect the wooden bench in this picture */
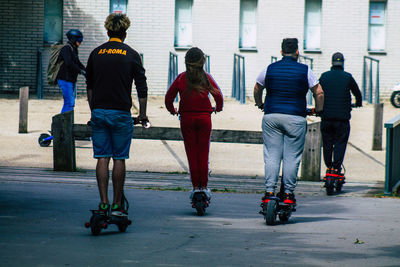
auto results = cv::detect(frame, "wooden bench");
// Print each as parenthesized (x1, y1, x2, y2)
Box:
(52, 111, 322, 181)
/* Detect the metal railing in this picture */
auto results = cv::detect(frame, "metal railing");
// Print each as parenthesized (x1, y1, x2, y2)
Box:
(298, 55, 314, 69)
(167, 52, 178, 89)
(232, 54, 246, 104)
(204, 54, 210, 73)
(167, 52, 178, 102)
(299, 55, 314, 106)
(36, 48, 43, 99)
(362, 56, 380, 104)
(384, 114, 400, 195)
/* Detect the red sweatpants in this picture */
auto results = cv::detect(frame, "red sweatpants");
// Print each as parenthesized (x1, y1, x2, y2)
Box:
(180, 113, 212, 188)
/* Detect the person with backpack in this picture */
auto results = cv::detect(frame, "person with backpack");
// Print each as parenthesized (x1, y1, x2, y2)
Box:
(165, 47, 223, 205)
(86, 13, 148, 218)
(56, 29, 86, 113)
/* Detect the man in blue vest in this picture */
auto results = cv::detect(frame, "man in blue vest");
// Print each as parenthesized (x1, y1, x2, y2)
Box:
(253, 38, 324, 204)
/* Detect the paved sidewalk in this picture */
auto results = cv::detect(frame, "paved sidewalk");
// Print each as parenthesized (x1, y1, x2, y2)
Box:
(0, 179, 398, 267)
(0, 166, 384, 197)
(0, 96, 398, 184)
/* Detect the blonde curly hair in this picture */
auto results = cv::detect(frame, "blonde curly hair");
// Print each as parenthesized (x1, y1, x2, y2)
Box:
(104, 13, 130, 33)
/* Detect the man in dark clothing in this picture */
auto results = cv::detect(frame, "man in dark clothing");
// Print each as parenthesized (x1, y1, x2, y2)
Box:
(86, 13, 148, 217)
(57, 29, 86, 113)
(319, 52, 362, 179)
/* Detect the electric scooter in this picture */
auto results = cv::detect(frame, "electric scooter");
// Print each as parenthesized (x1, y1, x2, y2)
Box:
(85, 194, 132, 236)
(192, 190, 210, 216)
(323, 165, 346, 195)
(259, 179, 296, 225)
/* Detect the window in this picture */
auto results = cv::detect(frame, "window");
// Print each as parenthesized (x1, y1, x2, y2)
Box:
(369, 1, 386, 51)
(110, 0, 127, 14)
(44, 0, 63, 44)
(239, 0, 257, 49)
(174, 0, 193, 48)
(304, 0, 322, 51)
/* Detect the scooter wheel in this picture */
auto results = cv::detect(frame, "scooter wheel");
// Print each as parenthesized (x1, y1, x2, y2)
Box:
(192, 193, 207, 216)
(336, 183, 343, 192)
(195, 202, 206, 216)
(265, 200, 277, 225)
(390, 91, 400, 108)
(279, 213, 289, 222)
(326, 179, 335, 196)
(38, 133, 51, 147)
(90, 214, 103, 236)
(118, 223, 128, 232)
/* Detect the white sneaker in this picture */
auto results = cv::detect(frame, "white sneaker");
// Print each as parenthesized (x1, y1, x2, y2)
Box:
(189, 189, 202, 200)
(203, 188, 212, 200)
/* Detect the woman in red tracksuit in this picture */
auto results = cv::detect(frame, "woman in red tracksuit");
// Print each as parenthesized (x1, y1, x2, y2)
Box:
(165, 47, 223, 201)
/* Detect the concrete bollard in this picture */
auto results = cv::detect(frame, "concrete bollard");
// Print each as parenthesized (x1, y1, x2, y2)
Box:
(300, 121, 322, 181)
(18, 86, 29, 133)
(372, 103, 384, 151)
(52, 111, 76, 171)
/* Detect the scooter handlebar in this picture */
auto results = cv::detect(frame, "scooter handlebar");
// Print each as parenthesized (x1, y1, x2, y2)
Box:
(88, 118, 151, 128)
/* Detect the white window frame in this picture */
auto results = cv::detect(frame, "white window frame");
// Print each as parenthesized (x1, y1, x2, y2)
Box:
(110, 0, 127, 14)
(368, 1, 386, 52)
(44, 0, 63, 44)
(239, 0, 258, 50)
(304, 0, 322, 52)
(174, 0, 193, 48)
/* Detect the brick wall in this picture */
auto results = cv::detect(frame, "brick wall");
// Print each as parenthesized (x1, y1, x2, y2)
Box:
(1, 0, 399, 100)
(0, 0, 44, 95)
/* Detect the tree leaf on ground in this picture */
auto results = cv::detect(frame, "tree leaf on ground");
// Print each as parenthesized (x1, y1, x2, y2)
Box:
(354, 238, 365, 244)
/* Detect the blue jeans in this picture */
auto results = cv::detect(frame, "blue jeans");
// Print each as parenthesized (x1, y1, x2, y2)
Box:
(262, 113, 307, 194)
(57, 79, 76, 113)
(90, 109, 134, 160)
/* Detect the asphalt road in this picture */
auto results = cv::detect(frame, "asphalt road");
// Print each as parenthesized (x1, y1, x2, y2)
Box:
(0, 180, 399, 267)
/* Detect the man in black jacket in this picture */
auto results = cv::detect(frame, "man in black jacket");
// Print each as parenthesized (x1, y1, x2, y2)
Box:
(86, 13, 148, 218)
(319, 52, 362, 180)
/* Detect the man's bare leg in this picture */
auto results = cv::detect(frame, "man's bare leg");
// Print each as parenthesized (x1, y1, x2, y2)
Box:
(112, 159, 126, 206)
(96, 157, 111, 204)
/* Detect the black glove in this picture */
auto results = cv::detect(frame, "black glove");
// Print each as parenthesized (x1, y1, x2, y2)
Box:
(306, 108, 322, 117)
(255, 103, 264, 111)
(306, 108, 315, 116)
